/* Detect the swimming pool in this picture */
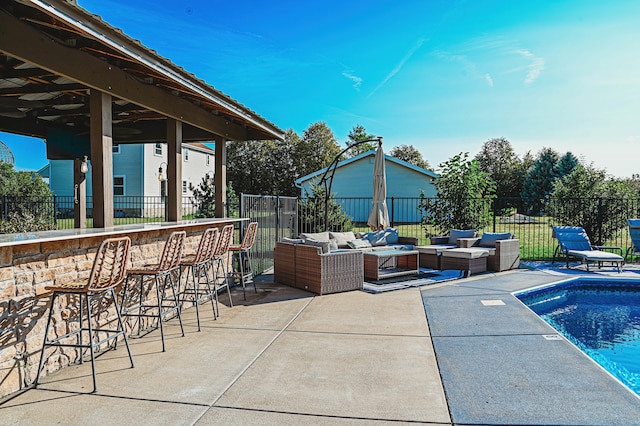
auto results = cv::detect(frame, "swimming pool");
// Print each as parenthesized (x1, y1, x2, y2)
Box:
(515, 277, 640, 396)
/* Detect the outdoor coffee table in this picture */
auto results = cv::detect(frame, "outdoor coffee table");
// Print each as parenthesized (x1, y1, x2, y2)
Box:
(363, 249, 419, 281)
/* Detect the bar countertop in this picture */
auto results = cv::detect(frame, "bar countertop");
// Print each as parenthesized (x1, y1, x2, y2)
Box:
(0, 218, 248, 248)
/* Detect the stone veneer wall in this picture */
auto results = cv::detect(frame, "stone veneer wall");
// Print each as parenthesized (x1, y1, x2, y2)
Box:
(0, 222, 232, 397)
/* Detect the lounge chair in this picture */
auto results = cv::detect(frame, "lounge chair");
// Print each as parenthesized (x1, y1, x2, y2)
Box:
(626, 219, 640, 261)
(552, 226, 623, 272)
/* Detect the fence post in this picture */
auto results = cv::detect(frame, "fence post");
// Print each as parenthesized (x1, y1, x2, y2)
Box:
(276, 195, 281, 242)
(390, 197, 394, 228)
(53, 195, 57, 228)
(492, 198, 497, 232)
(597, 197, 603, 245)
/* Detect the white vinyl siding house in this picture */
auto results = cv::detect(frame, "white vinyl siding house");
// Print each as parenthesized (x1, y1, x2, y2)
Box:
(49, 142, 215, 217)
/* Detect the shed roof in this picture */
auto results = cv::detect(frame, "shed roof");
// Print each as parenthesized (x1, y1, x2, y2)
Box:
(295, 150, 438, 187)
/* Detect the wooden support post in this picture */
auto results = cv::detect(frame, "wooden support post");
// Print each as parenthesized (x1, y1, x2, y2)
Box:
(215, 136, 227, 218)
(167, 119, 182, 222)
(73, 158, 87, 229)
(89, 90, 113, 228)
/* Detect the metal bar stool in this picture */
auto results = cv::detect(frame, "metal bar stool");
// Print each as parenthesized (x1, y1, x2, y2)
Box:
(179, 227, 219, 331)
(120, 231, 186, 352)
(209, 224, 234, 312)
(35, 236, 133, 393)
(229, 221, 258, 300)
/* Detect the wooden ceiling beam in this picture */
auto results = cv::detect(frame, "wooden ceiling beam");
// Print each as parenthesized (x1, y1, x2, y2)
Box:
(0, 10, 250, 141)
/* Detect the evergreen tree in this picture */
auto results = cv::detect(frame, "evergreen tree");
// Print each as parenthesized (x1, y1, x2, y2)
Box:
(520, 147, 560, 215)
(344, 125, 376, 157)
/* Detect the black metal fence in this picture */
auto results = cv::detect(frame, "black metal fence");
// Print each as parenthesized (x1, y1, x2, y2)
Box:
(1, 195, 200, 229)
(297, 196, 640, 262)
(240, 194, 298, 274)
(3, 194, 640, 265)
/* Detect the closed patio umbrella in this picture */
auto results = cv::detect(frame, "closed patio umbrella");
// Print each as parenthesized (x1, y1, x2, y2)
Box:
(367, 141, 390, 231)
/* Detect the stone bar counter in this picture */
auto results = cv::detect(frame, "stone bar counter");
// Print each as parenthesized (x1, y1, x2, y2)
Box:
(0, 218, 246, 397)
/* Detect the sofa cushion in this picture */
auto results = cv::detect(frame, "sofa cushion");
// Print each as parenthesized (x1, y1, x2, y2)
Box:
(300, 231, 330, 242)
(304, 238, 330, 253)
(347, 239, 372, 249)
(329, 231, 357, 248)
(448, 229, 477, 245)
(479, 232, 512, 248)
(441, 248, 490, 259)
(281, 237, 304, 244)
(328, 239, 339, 252)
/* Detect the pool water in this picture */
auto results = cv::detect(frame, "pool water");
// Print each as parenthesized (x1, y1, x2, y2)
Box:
(516, 278, 640, 396)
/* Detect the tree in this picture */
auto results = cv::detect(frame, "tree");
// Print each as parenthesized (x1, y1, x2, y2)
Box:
(555, 152, 579, 179)
(548, 163, 637, 244)
(520, 147, 561, 215)
(299, 184, 352, 233)
(189, 176, 216, 218)
(296, 122, 342, 178)
(226, 139, 274, 196)
(474, 137, 522, 200)
(344, 125, 376, 157)
(419, 152, 496, 235)
(389, 144, 431, 170)
(0, 162, 54, 232)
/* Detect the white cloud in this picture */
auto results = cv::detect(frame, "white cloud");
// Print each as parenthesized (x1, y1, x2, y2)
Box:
(517, 49, 545, 84)
(341, 70, 363, 91)
(369, 36, 427, 97)
(485, 73, 494, 87)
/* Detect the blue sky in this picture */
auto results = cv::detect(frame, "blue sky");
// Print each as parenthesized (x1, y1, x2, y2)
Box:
(3, 0, 639, 177)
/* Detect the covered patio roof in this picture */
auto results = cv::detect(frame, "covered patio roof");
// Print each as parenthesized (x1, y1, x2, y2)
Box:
(0, 0, 283, 146)
(0, 0, 283, 226)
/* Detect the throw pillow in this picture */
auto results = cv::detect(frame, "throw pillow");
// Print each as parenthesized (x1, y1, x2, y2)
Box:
(381, 228, 399, 245)
(329, 231, 357, 248)
(347, 239, 372, 249)
(366, 231, 388, 246)
(328, 238, 339, 252)
(300, 231, 330, 242)
(479, 232, 512, 247)
(448, 229, 477, 245)
(304, 238, 330, 254)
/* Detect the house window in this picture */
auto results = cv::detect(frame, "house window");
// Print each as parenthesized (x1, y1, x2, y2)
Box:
(182, 181, 187, 194)
(154, 143, 162, 156)
(112, 143, 120, 154)
(206, 155, 210, 165)
(184, 148, 189, 161)
(114, 176, 125, 196)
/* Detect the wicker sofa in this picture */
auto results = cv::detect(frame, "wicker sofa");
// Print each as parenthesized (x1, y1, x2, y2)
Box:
(273, 229, 418, 295)
(274, 242, 364, 295)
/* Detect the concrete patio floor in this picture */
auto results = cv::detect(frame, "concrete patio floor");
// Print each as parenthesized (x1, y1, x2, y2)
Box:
(1, 267, 640, 425)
